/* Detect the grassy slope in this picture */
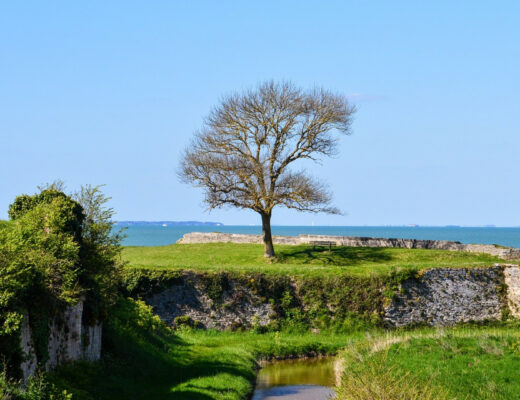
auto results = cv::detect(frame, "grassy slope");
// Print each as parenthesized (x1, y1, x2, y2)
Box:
(122, 243, 505, 276)
(54, 245, 515, 399)
(337, 326, 520, 400)
(52, 299, 354, 400)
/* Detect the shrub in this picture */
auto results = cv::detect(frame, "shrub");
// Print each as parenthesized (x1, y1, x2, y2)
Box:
(0, 184, 123, 378)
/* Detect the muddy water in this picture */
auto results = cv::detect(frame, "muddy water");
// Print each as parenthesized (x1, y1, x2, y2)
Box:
(252, 357, 336, 400)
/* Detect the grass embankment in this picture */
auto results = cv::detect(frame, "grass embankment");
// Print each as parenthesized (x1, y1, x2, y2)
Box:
(51, 299, 355, 400)
(337, 325, 520, 400)
(122, 243, 505, 277)
(51, 245, 516, 399)
(54, 301, 520, 400)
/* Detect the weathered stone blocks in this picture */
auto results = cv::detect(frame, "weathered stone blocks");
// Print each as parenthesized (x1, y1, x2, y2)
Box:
(384, 267, 504, 327)
(146, 274, 273, 330)
(20, 300, 102, 381)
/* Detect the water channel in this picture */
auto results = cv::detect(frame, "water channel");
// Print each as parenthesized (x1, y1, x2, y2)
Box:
(251, 357, 336, 400)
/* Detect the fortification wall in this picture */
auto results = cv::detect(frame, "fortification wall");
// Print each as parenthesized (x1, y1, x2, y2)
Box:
(384, 267, 503, 327)
(20, 301, 102, 381)
(178, 232, 520, 260)
(141, 265, 520, 332)
(145, 273, 273, 330)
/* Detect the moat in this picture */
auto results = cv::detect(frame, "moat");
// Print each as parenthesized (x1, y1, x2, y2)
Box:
(252, 357, 336, 400)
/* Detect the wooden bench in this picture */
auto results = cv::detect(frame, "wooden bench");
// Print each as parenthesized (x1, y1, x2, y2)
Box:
(308, 240, 337, 251)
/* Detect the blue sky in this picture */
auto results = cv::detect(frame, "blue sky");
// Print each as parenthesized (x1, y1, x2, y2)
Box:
(1, 1, 518, 226)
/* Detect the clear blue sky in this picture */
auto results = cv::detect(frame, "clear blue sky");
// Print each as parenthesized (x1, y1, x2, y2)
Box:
(1, 1, 518, 226)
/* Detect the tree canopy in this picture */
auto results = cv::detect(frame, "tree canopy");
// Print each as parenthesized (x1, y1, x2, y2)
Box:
(180, 81, 355, 257)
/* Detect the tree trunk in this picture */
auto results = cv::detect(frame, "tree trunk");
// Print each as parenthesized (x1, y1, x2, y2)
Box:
(260, 212, 275, 258)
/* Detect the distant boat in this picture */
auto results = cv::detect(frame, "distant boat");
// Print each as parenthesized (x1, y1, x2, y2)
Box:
(162, 224, 167, 227)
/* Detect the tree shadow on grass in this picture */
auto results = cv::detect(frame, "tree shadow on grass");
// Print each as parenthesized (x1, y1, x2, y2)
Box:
(53, 299, 254, 400)
(276, 246, 394, 266)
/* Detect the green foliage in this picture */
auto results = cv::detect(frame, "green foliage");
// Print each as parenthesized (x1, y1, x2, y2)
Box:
(119, 268, 183, 297)
(173, 316, 200, 329)
(108, 298, 164, 335)
(202, 273, 230, 306)
(0, 197, 83, 373)
(0, 371, 72, 400)
(8, 190, 84, 241)
(0, 184, 123, 379)
(74, 185, 124, 323)
(49, 297, 352, 400)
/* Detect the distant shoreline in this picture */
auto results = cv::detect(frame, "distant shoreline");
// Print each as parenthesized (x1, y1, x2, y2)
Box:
(117, 225, 520, 248)
(115, 222, 519, 228)
(116, 221, 223, 226)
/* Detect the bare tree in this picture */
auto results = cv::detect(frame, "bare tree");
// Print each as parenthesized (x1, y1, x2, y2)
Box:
(179, 81, 355, 257)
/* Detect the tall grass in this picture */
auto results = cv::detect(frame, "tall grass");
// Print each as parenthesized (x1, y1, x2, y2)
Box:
(336, 327, 520, 400)
(336, 347, 450, 400)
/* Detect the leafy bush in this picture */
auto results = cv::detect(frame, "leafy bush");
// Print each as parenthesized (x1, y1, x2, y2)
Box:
(0, 371, 72, 400)
(0, 184, 123, 378)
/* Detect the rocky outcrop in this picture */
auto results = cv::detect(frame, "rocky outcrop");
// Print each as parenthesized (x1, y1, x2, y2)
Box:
(384, 267, 504, 327)
(178, 232, 520, 260)
(20, 301, 102, 381)
(145, 273, 273, 330)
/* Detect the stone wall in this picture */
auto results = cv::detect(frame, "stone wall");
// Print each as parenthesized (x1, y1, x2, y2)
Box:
(143, 265, 520, 331)
(504, 266, 520, 318)
(20, 301, 102, 381)
(384, 267, 504, 327)
(145, 273, 273, 330)
(178, 232, 520, 260)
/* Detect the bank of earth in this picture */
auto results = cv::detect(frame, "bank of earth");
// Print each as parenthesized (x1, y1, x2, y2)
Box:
(51, 243, 520, 399)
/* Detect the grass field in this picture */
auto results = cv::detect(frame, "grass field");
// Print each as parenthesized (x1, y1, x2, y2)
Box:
(337, 325, 520, 400)
(122, 243, 505, 276)
(49, 244, 518, 400)
(53, 300, 520, 400)
(51, 298, 355, 400)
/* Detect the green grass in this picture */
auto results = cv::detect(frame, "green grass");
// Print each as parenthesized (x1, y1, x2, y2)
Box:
(122, 243, 505, 277)
(337, 325, 520, 400)
(51, 299, 520, 400)
(51, 298, 355, 400)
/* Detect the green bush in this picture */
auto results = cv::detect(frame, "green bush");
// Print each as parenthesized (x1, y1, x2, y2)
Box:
(0, 185, 123, 378)
(0, 371, 72, 400)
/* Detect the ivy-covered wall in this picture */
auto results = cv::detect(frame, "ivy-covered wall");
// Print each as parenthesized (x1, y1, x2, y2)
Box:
(121, 265, 520, 332)
(121, 268, 412, 331)
(20, 301, 102, 381)
(0, 185, 122, 380)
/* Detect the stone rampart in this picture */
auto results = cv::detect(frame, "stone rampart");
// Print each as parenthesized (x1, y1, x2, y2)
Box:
(20, 300, 102, 381)
(145, 273, 273, 330)
(178, 232, 520, 260)
(141, 264, 520, 331)
(384, 267, 504, 327)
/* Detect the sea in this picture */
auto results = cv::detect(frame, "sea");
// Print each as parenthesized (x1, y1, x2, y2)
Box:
(117, 225, 520, 248)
